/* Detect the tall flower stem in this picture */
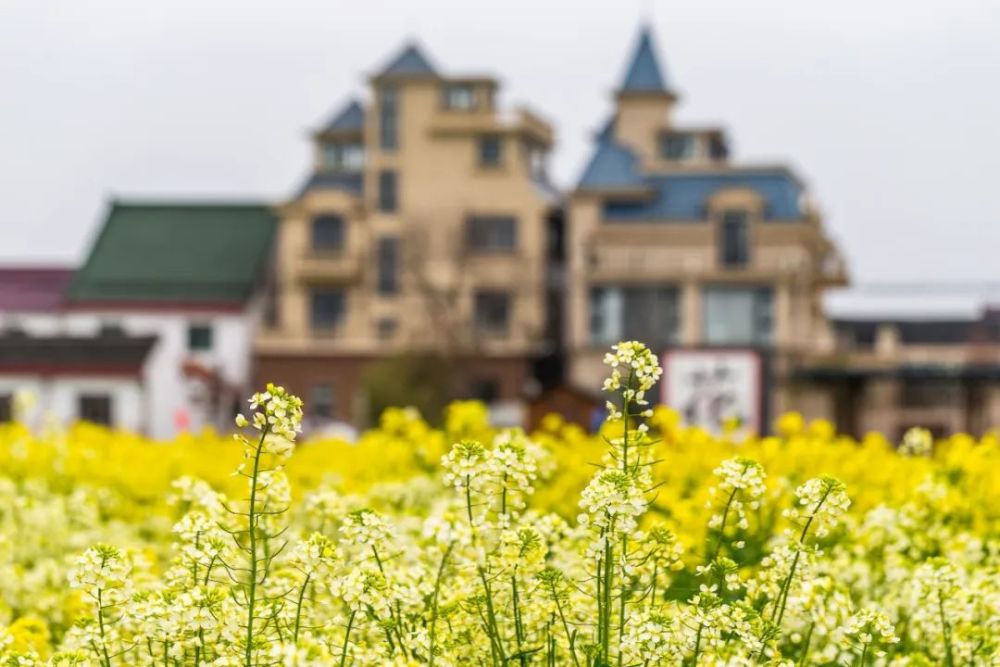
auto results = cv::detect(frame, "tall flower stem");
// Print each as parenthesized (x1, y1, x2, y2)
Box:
(243, 424, 270, 667)
(428, 542, 454, 667)
(339, 610, 356, 667)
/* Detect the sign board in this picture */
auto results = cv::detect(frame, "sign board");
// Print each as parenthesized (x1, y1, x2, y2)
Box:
(661, 349, 763, 434)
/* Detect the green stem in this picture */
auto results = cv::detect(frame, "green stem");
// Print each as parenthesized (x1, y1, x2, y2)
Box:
(602, 524, 614, 665)
(551, 585, 581, 667)
(293, 573, 310, 644)
(512, 574, 526, 666)
(96, 588, 112, 667)
(938, 587, 954, 667)
(478, 568, 507, 664)
(339, 610, 356, 667)
(428, 542, 454, 667)
(797, 622, 813, 666)
(243, 425, 270, 667)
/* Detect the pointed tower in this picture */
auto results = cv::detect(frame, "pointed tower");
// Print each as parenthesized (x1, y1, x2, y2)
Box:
(613, 25, 677, 161)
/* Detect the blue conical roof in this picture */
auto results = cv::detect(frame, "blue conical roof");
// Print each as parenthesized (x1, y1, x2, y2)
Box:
(377, 42, 438, 78)
(619, 25, 672, 94)
(322, 99, 364, 133)
(576, 117, 645, 191)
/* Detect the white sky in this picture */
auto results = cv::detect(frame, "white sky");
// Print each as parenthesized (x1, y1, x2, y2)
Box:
(2, 0, 999, 291)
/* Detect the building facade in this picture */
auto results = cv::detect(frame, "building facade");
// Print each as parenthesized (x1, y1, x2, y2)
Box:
(565, 27, 848, 433)
(255, 42, 561, 425)
(796, 310, 1000, 438)
(0, 202, 275, 437)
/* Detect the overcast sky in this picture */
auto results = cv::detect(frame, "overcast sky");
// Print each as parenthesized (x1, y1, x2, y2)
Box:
(2, 0, 999, 294)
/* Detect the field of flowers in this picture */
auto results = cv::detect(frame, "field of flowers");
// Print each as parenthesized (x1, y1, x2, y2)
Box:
(0, 341, 998, 665)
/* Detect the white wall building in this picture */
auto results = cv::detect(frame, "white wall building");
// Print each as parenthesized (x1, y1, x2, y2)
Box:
(0, 201, 276, 438)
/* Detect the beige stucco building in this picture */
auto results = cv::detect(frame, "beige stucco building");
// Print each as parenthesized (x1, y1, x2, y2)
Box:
(564, 26, 848, 433)
(254, 26, 1000, 436)
(255, 42, 561, 424)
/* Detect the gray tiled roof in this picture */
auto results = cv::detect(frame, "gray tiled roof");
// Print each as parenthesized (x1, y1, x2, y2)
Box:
(620, 25, 673, 94)
(298, 171, 363, 197)
(322, 100, 364, 133)
(377, 42, 438, 78)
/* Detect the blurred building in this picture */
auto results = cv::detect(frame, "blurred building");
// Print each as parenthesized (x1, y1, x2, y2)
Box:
(254, 42, 562, 426)
(562, 26, 847, 434)
(795, 303, 1000, 438)
(0, 202, 275, 436)
(3, 24, 997, 437)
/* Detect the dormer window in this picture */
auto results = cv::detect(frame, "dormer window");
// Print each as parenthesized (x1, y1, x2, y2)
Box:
(661, 132, 696, 160)
(719, 210, 750, 268)
(443, 84, 475, 110)
(321, 143, 365, 171)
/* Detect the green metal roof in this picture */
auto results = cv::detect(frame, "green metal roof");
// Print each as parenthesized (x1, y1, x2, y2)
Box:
(68, 201, 276, 304)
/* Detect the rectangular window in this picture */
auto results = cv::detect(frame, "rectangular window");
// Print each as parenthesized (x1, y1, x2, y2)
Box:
(376, 317, 397, 340)
(470, 377, 500, 403)
(590, 286, 679, 347)
(187, 323, 213, 351)
(321, 143, 365, 171)
(378, 170, 398, 212)
(720, 210, 750, 268)
(474, 291, 511, 335)
(703, 286, 773, 346)
(379, 86, 398, 150)
(0, 394, 11, 422)
(377, 236, 399, 295)
(479, 134, 503, 167)
(900, 380, 962, 409)
(79, 394, 112, 426)
(311, 384, 334, 420)
(466, 216, 517, 252)
(661, 133, 695, 160)
(443, 84, 475, 110)
(310, 290, 345, 331)
(311, 215, 345, 252)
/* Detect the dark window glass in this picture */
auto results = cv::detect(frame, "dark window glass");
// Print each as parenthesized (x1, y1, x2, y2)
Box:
(312, 215, 345, 252)
(589, 286, 679, 347)
(79, 394, 112, 426)
(321, 143, 364, 171)
(474, 291, 510, 335)
(187, 323, 213, 351)
(443, 84, 475, 110)
(310, 290, 345, 330)
(377, 237, 399, 295)
(471, 378, 500, 403)
(661, 133, 695, 160)
(311, 384, 334, 420)
(703, 286, 773, 346)
(378, 170, 398, 212)
(900, 380, 963, 409)
(379, 87, 398, 150)
(0, 394, 11, 422)
(479, 134, 502, 166)
(467, 216, 517, 251)
(99, 322, 125, 336)
(720, 210, 750, 268)
(376, 318, 397, 340)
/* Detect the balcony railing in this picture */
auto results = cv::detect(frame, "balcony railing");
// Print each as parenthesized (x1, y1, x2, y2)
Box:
(296, 251, 362, 282)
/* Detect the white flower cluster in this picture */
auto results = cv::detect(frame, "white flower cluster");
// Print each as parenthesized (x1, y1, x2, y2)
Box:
(707, 458, 767, 539)
(235, 382, 304, 444)
(839, 606, 900, 655)
(340, 508, 394, 551)
(578, 468, 649, 557)
(602, 341, 663, 395)
(784, 476, 851, 538)
(899, 426, 934, 456)
(67, 543, 132, 605)
(620, 610, 682, 664)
